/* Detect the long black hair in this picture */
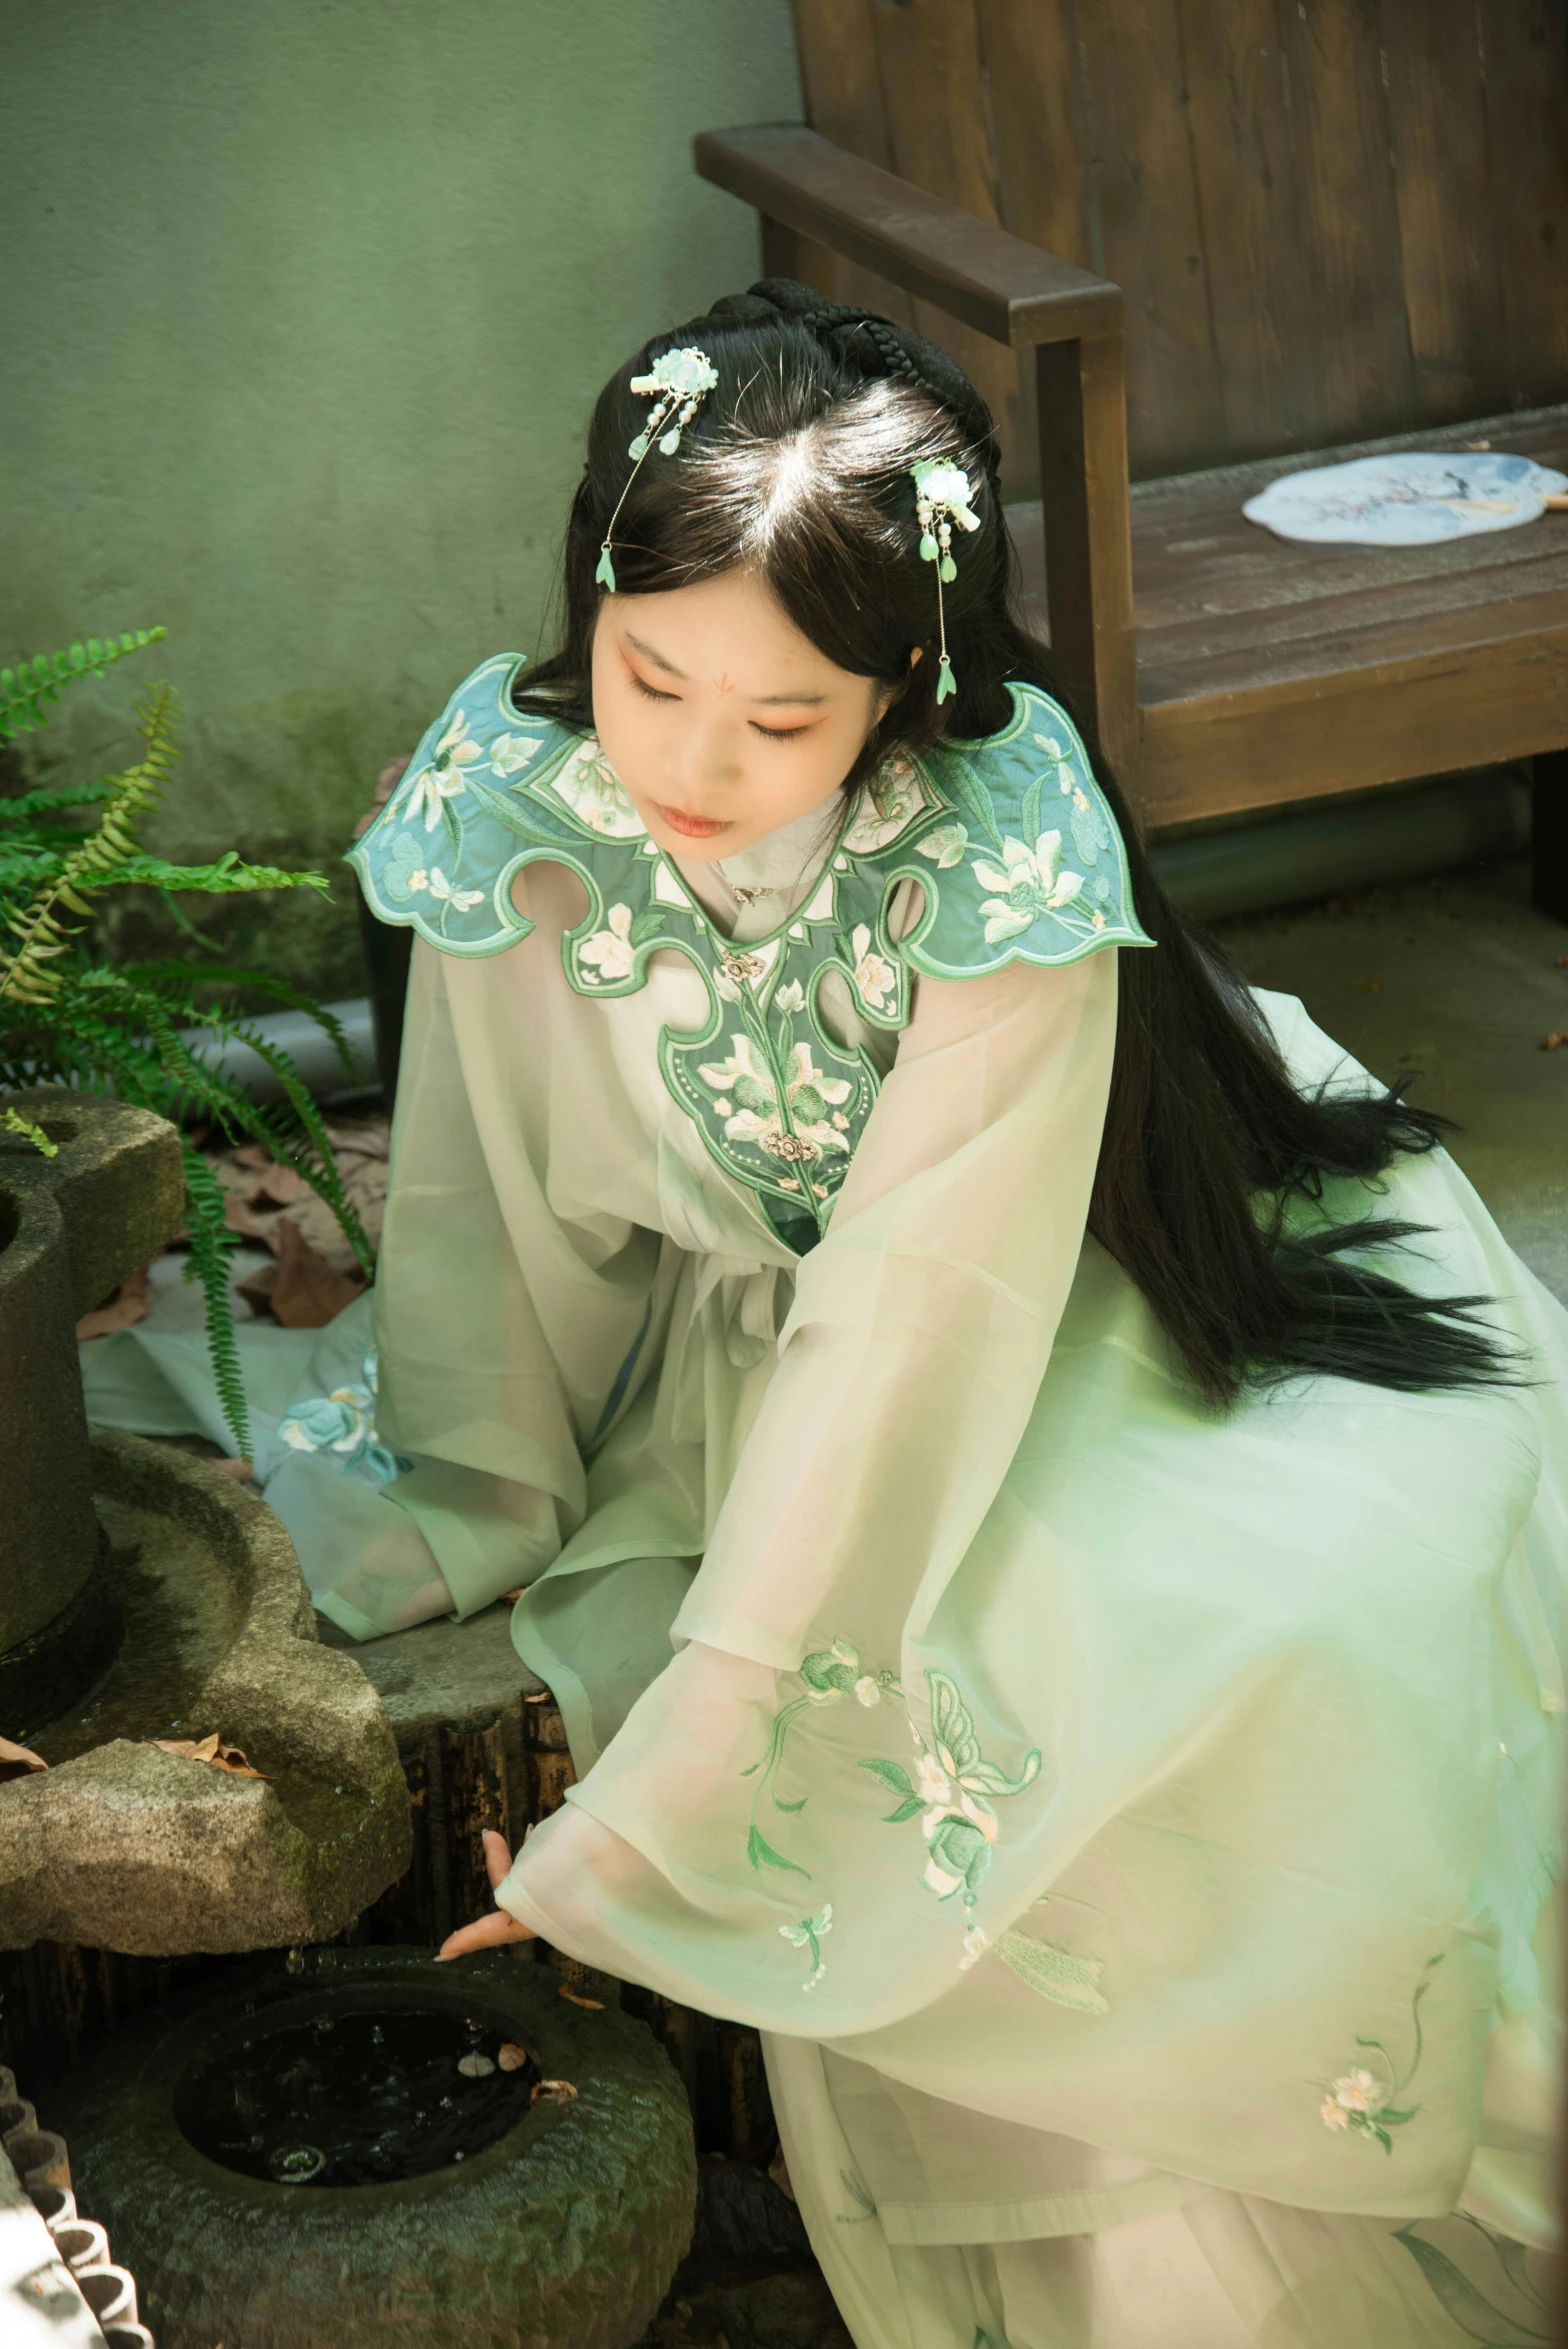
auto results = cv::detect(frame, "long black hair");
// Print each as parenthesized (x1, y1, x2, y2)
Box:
(517, 279, 1513, 1409)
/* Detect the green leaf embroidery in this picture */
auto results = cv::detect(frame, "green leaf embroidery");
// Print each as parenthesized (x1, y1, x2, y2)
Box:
(935, 750, 1006, 852)
(459, 769, 564, 844)
(835, 2168, 877, 2224)
(1021, 773, 1043, 848)
(748, 1824, 810, 1879)
(1392, 2225, 1552, 2345)
(858, 1758, 916, 1800)
(439, 792, 463, 855)
(995, 1928, 1108, 2013)
(628, 906, 667, 947)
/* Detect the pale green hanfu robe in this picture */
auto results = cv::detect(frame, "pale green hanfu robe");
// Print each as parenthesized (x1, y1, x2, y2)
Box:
(350, 655, 1564, 2347)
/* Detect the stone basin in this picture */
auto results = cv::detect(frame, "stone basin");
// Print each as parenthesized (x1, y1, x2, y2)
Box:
(0, 1431, 409, 1954)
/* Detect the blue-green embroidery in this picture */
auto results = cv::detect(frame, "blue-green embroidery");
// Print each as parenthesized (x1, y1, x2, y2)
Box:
(1393, 2213, 1553, 2344)
(994, 1918, 1109, 2014)
(1319, 1953, 1442, 2151)
(778, 1905, 833, 1991)
(277, 1349, 411, 1489)
(350, 656, 1150, 1248)
(836, 2168, 878, 2225)
(741, 1638, 1043, 1974)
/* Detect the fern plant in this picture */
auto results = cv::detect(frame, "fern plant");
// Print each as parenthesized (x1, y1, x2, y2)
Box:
(1, 629, 372, 1458)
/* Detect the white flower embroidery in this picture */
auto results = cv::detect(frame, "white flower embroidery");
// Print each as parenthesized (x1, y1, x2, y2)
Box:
(849, 924, 897, 1013)
(490, 732, 541, 778)
(1033, 731, 1066, 764)
(915, 821, 968, 869)
(972, 830, 1086, 943)
(696, 1034, 853, 1158)
(1331, 2068, 1382, 2116)
(853, 1675, 882, 1707)
(408, 710, 484, 830)
(552, 738, 645, 838)
(774, 978, 806, 1015)
(959, 1925, 989, 1970)
(426, 866, 484, 913)
(579, 903, 636, 981)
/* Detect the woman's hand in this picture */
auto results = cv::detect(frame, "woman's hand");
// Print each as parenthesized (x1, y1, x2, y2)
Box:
(352, 753, 413, 839)
(437, 1828, 538, 1959)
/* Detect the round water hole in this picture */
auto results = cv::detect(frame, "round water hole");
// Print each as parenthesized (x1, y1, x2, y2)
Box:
(174, 1991, 539, 2187)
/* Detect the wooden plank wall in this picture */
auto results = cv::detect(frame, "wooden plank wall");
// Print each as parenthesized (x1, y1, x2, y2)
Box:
(786, 0, 1568, 494)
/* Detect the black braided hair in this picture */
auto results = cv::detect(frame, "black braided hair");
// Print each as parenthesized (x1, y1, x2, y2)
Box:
(702, 278, 1011, 613)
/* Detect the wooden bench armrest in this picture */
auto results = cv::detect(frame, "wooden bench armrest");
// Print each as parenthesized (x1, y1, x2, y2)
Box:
(693, 124, 1121, 348)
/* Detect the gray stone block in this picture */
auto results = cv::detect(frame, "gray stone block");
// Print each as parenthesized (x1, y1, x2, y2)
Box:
(0, 1434, 409, 1953)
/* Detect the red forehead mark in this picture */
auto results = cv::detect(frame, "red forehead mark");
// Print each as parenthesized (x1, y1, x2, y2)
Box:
(713, 672, 736, 694)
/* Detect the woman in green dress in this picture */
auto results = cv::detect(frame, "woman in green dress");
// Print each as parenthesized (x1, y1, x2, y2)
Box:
(339, 282, 1565, 2347)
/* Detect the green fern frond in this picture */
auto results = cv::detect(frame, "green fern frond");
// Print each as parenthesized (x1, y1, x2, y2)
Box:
(0, 629, 167, 742)
(112, 852, 332, 897)
(1, 1104, 58, 1155)
(0, 777, 120, 823)
(179, 1143, 250, 1459)
(128, 961, 359, 1076)
(0, 683, 178, 1007)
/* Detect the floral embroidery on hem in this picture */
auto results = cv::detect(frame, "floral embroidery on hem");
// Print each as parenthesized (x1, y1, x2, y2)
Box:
(742, 1640, 1042, 1971)
(1320, 1954, 1442, 2151)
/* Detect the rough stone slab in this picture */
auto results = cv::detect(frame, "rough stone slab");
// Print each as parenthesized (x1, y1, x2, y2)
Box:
(319, 1599, 548, 1735)
(0, 1434, 410, 1954)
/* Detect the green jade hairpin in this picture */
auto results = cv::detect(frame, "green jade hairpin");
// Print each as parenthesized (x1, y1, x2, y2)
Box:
(595, 346, 720, 592)
(910, 458, 981, 702)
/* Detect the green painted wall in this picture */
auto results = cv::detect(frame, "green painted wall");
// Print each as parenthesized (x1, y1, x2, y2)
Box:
(3, 0, 801, 993)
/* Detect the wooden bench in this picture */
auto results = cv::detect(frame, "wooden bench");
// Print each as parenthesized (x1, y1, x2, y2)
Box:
(695, 21, 1568, 920)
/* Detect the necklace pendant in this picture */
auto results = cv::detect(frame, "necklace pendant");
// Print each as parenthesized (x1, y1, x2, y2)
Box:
(727, 882, 770, 907)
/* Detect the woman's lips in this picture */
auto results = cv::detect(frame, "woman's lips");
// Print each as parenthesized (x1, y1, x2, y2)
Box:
(653, 801, 732, 840)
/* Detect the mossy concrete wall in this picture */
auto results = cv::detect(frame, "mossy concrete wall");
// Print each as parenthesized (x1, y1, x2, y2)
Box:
(3, 1, 801, 994)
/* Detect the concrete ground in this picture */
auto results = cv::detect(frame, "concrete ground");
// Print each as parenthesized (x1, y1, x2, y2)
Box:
(1213, 856, 1568, 1304)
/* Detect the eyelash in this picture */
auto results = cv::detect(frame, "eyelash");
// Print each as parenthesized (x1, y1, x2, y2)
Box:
(627, 671, 808, 743)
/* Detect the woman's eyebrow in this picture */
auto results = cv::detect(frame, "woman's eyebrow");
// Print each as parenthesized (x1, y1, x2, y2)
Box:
(622, 630, 825, 705)
(622, 629, 687, 678)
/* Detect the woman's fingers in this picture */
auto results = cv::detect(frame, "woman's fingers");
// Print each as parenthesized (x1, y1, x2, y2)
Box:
(434, 1831, 532, 1958)
(437, 1908, 535, 1960)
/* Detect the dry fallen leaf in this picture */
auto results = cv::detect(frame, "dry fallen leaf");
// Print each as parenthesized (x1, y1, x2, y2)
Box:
(1555, 954, 1568, 970)
(557, 1984, 605, 2011)
(0, 1735, 48, 1783)
(75, 1264, 151, 1341)
(264, 1220, 365, 1330)
(530, 2079, 578, 2105)
(496, 2042, 529, 2072)
(456, 2052, 495, 2078)
(146, 1731, 270, 1780)
(1544, 1033, 1567, 1053)
(246, 1163, 306, 1210)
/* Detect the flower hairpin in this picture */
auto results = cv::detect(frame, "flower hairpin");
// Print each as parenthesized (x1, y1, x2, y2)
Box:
(595, 346, 719, 591)
(910, 459, 981, 702)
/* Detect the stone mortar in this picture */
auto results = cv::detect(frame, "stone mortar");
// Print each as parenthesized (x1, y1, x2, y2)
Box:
(0, 1432, 410, 1952)
(51, 1943, 698, 2349)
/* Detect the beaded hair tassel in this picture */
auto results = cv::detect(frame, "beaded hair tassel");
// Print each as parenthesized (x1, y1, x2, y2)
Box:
(595, 346, 719, 591)
(910, 459, 981, 702)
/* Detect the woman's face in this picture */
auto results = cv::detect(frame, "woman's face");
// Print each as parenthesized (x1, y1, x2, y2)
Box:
(591, 569, 893, 861)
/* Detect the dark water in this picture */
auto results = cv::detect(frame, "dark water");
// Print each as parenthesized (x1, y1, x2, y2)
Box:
(175, 1994, 539, 2186)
